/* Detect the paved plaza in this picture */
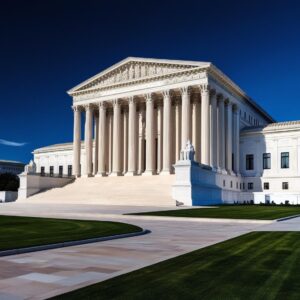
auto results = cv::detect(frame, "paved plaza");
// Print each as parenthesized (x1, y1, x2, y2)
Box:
(0, 202, 299, 299)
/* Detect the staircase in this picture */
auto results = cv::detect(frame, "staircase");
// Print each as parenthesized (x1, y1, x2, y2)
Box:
(19, 175, 175, 207)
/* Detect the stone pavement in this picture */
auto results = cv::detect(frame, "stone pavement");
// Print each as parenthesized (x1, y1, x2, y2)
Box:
(0, 202, 298, 300)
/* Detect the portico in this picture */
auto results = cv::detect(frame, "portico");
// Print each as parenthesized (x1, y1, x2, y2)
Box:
(72, 86, 239, 178)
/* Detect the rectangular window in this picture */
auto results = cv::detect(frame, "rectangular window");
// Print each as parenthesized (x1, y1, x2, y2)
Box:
(246, 154, 254, 170)
(50, 166, 54, 177)
(230, 181, 233, 188)
(281, 152, 289, 169)
(41, 166, 45, 176)
(264, 182, 269, 190)
(59, 166, 63, 177)
(282, 182, 289, 190)
(223, 180, 226, 187)
(248, 182, 253, 190)
(263, 153, 271, 169)
(68, 165, 72, 176)
(243, 183, 245, 190)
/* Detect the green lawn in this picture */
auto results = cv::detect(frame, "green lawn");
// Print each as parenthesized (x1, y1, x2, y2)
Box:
(129, 205, 300, 220)
(0, 215, 142, 251)
(53, 231, 300, 300)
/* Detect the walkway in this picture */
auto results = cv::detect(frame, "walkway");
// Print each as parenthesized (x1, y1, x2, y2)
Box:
(0, 202, 297, 300)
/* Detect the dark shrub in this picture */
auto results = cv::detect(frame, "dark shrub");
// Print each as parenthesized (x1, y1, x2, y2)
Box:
(0, 173, 19, 191)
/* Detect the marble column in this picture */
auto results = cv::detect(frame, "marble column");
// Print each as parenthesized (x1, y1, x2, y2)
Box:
(107, 110, 113, 174)
(127, 97, 137, 175)
(144, 94, 155, 175)
(97, 102, 106, 176)
(210, 90, 218, 169)
(200, 84, 210, 165)
(157, 103, 163, 174)
(217, 95, 226, 171)
(162, 90, 171, 174)
(94, 112, 99, 175)
(84, 104, 93, 177)
(111, 99, 121, 176)
(233, 104, 240, 174)
(138, 106, 145, 174)
(181, 87, 191, 149)
(72, 106, 81, 177)
(225, 100, 233, 174)
(192, 94, 201, 162)
(123, 107, 128, 174)
(175, 99, 181, 161)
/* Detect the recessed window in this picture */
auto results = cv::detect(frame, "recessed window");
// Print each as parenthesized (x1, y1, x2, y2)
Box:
(236, 182, 238, 189)
(246, 154, 254, 170)
(263, 182, 269, 190)
(282, 182, 289, 190)
(263, 153, 271, 169)
(281, 152, 289, 169)
(68, 165, 72, 176)
(230, 181, 233, 188)
(248, 182, 253, 190)
(223, 180, 226, 187)
(50, 166, 54, 177)
(243, 183, 245, 190)
(59, 166, 63, 177)
(41, 166, 45, 176)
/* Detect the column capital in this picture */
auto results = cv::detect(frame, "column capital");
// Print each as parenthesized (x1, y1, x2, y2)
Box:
(72, 105, 82, 112)
(128, 96, 136, 104)
(97, 101, 107, 109)
(209, 88, 216, 97)
(162, 90, 170, 98)
(180, 86, 190, 96)
(83, 103, 93, 111)
(224, 98, 232, 106)
(216, 93, 224, 102)
(112, 99, 120, 107)
(233, 103, 239, 113)
(145, 93, 152, 102)
(199, 84, 210, 93)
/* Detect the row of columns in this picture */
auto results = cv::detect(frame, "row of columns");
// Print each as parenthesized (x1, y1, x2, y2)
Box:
(73, 84, 240, 177)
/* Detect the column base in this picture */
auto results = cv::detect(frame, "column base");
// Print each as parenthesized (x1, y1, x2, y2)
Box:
(81, 174, 93, 178)
(142, 170, 156, 176)
(95, 172, 107, 177)
(160, 170, 171, 175)
(125, 171, 137, 176)
(110, 172, 122, 176)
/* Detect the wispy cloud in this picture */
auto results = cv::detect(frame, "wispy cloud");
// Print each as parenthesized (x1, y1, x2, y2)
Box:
(0, 139, 27, 147)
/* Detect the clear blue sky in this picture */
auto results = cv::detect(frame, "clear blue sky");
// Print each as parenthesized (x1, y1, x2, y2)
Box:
(1, 0, 300, 163)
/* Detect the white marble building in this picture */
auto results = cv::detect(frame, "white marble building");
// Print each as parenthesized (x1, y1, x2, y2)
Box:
(29, 57, 300, 205)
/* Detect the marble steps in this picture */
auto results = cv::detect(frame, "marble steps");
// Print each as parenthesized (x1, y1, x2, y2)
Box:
(20, 174, 175, 207)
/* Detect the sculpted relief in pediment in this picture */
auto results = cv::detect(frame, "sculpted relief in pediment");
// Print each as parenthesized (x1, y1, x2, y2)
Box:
(77, 61, 197, 91)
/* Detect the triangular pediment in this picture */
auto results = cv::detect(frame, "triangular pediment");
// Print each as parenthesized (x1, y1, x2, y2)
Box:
(68, 57, 210, 94)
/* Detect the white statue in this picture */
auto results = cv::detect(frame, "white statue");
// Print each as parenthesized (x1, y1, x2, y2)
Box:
(180, 140, 195, 161)
(25, 160, 36, 174)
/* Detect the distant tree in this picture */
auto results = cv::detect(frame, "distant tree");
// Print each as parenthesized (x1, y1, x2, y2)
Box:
(0, 173, 19, 191)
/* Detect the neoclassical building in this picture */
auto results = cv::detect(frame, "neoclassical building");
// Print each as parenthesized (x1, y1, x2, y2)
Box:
(25, 57, 300, 205)
(68, 57, 273, 178)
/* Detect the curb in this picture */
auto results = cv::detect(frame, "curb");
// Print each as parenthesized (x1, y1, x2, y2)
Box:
(0, 229, 150, 257)
(276, 214, 300, 222)
(124, 214, 274, 224)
